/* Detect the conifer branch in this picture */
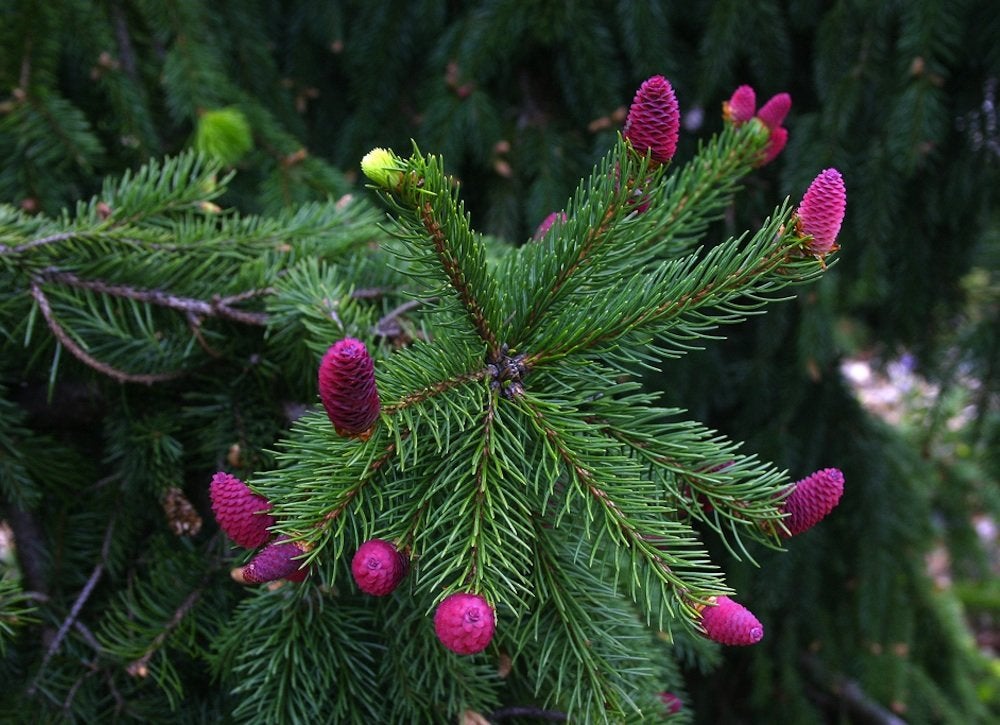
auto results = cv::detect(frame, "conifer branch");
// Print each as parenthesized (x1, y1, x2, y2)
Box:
(36, 268, 271, 326)
(419, 200, 499, 351)
(125, 586, 205, 679)
(29, 280, 182, 385)
(383, 367, 488, 413)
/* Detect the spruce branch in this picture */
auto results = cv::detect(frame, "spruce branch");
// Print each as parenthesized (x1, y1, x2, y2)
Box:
(29, 280, 181, 385)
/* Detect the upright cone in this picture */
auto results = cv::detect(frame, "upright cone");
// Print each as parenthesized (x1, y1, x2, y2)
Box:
(780, 467, 845, 536)
(209, 472, 275, 549)
(623, 75, 680, 165)
(318, 338, 381, 437)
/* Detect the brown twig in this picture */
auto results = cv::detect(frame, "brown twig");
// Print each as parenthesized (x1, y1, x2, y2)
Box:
(30, 281, 181, 385)
(27, 515, 115, 696)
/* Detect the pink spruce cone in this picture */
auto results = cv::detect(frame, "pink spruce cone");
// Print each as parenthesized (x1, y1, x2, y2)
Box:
(780, 467, 845, 536)
(659, 691, 683, 714)
(758, 125, 788, 166)
(700, 596, 764, 646)
(796, 168, 847, 256)
(232, 536, 308, 585)
(434, 592, 496, 655)
(532, 211, 568, 240)
(351, 538, 408, 596)
(623, 75, 680, 165)
(209, 472, 275, 549)
(318, 338, 381, 438)
(756, 92, 792, 130)
(723, 84, 756, 124)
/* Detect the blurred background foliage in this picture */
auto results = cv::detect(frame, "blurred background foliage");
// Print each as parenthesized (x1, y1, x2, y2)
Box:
(1, 0, 998, 722)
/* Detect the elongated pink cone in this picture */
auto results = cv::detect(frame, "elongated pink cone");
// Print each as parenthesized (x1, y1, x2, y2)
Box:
(532, 211, 567, 240)
(623, 75, 680, 164)
(796, 169, 847, 255)
(209, 472, 275, 549)
(318, 338, 381, 437)
(780, 467, 845, 536)
(756, 92, 792, 130)
(352, 539, 408, 596)
(232, 536, 308, 584)
(723, 84, 756, 124)
(434, 592, 496, 655)
(700, 596, 764, 646)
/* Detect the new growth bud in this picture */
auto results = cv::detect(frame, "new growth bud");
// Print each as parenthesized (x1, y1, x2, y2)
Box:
(780, 467, 845, 536)
(623, 75, 680, 165)
(318, 338, 382, 438)
(756, 92, 792, 130)
(795, 168, 847, 256)
(699, 596, 764, 646)
(434, 592, 496, 655)
(352, 538, 408, 596)
(360, 147, 405, 190)
(209, 472, 275, 549)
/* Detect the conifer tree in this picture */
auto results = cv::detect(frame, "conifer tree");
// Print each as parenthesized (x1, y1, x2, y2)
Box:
(1, 1, 998, 723)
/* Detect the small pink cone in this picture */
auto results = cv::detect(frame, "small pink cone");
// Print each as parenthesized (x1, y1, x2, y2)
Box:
(232, 537, 308, 585)
(434, 592, 496, 655)
(659, 691, 683, 714)
(532, 211, 567, 240)
(780, 467, 845, 536)
(209, 472, 275, 549)
(351, 539, 408, 596)
(623, 75, 681, 165)
(723, 85, 756, 124)
(700, 596, 764, 646)
(795, 169, 847, 256)
(756, 92, 792, 130)
(758, 126, 788, 166)
(318, 338, 381, 438)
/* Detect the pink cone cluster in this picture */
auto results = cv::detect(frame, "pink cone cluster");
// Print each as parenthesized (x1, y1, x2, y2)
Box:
(351, 538, 408, 596)
(795, 169, 847, 257)
(433, 592, 496, 655)
(723, 85, 791, 165)
(623, 75, 680, 165)
(699, 596, 764, 646)
(779, 467, 845, 536)
(318, 338, 381, 438)
(209, 471, 310, 584)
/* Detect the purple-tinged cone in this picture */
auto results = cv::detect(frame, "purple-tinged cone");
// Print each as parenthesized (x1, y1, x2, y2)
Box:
(795, 169, 847, 256)
(756, 92, 792, 130)
(209, 472, 275, 549)
(723, 85, 756, 124)
(318, 338, 381, 438)
(700, 596, 764, 646)
(623, 75, 680, 165)
(232, 536, 308, 585)
(532, 211, 567, 240)
(780, 467, 845, 536)
(434, 592, 496, 655)
(352, 539, 408, 596)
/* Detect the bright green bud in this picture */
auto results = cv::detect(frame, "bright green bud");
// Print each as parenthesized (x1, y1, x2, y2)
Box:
(361, 147, 404, 189)
(194, 107, 253, 166)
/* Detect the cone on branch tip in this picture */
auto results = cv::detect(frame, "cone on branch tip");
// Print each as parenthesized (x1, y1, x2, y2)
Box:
(699, 596, 764, 646)
(351, 539, 408, 596)
(532, 211, 567, 240)
(623, 75, 680, 165)
(723, 84, 756, 125)
(231, 536, 309, 585)
(794, 169, 847, 257)
(779, 467, 845, 536)
(756, 92, 792, 130)
(434, 592, 496, 655)
(659, 691, 683, 714)
(209, 472, 275, 549)
(318, 338, 381, 438)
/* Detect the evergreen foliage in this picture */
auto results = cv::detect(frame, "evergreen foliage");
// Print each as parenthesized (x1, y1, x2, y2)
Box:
(1, 1, 998, 723)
